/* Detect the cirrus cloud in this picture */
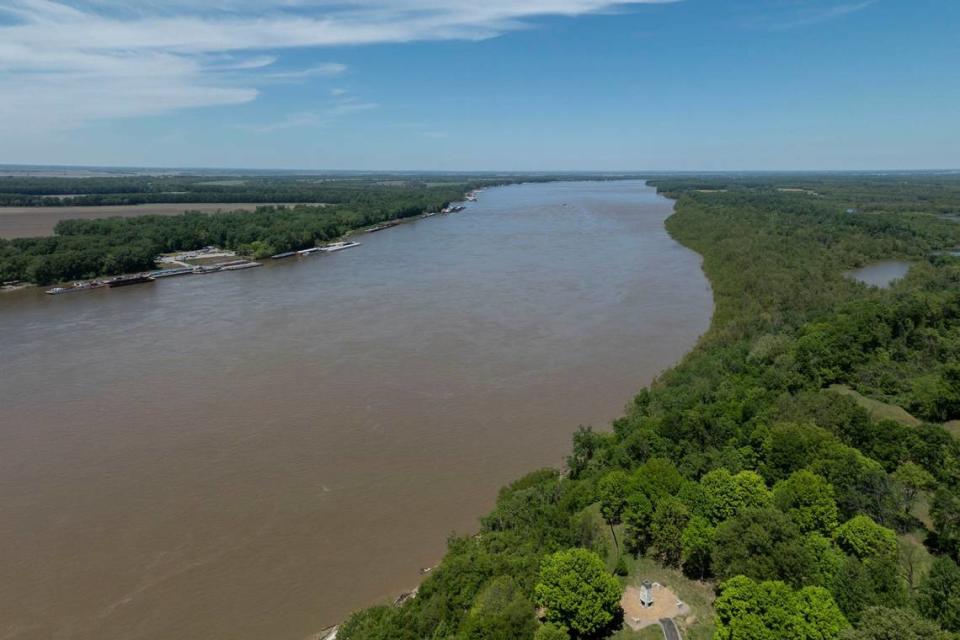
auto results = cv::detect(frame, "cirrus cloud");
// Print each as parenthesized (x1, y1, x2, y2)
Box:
(0, 0, 675, 133)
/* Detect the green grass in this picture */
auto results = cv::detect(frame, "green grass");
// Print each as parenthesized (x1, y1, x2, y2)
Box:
(619, 557, 716, 640)
(585, 503, 714, 640)
(825, 384, 921, 427)
(898, 531, 936, 597)
(611, 626, 665, 640)
(911, 492, 935, 531)
(943, 420, 960, 439)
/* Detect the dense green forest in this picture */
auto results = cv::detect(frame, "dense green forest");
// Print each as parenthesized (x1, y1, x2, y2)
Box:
(337, 175, 960, 640)
(0, 173, 621, 206)
(0, 176, 535, 284)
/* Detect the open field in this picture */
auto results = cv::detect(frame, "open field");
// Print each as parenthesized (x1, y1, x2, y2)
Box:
(0, 203, 316, 238)
(825, 384, 921, 426)
(944, 420, 960, 439)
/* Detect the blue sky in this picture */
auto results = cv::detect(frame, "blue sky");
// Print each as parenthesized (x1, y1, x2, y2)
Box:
(1, 0, 958, 171)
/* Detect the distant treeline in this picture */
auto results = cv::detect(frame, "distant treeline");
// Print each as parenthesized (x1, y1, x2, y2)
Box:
(337, 175, 960, 640)
(0, 173, 632, 207)
(0, 178, 527, 284)
(649, 173, 960, 216)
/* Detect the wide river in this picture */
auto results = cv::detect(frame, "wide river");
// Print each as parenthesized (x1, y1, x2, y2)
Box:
(0, 180, 712, 640)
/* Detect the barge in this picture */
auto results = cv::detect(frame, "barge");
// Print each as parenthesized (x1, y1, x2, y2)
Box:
(150, 267, 193, 279)
(106, 275, 155, 288)
(319, 241, 361, 253)
(192, 265, 222, 275)
(221, 261, 262, 271)
(45, 281, 105, 295)
(367, 221, 400, 233)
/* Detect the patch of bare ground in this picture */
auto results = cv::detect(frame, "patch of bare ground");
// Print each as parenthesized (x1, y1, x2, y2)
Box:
(0, 203, 326, 238)
(621, 583, 690, 632)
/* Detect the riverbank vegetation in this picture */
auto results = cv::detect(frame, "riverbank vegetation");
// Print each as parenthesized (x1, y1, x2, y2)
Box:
(338, 174, 960, 639)
(0, 173, 628, 207)
(0, 175, 554, 285)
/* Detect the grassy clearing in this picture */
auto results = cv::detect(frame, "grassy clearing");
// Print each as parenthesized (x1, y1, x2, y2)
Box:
(585, 504, 714, 640)
(611, 626, 664, 640)
(911, 492, 935, 530)
(825, 384, 921, 427)
(898, 531, 936, 597)
(943, 420, 960, 439)
(618, 557, 715, 640)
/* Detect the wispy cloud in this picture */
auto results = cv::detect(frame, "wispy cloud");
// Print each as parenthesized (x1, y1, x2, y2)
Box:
(262, 63, 348, 81)
(742, 0, 878, 30)
(0, 0, 676, 133)
(241, 96, 379, 133)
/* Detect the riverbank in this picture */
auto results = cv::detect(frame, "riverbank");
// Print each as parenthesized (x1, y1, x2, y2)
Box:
(0, 179, 500, 286)
(6, 193, 482, 296)
(0, 180, 712, 640)
(334, 175, 960, 640)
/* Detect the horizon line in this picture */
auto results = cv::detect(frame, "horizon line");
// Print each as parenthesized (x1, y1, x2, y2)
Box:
(1, 163, 958, 176)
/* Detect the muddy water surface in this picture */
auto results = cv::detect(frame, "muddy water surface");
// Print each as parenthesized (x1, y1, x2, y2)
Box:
(0, 180, 711, 640)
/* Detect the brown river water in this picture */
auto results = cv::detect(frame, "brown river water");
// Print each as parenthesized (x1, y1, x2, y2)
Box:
(0, 180, 711, 640)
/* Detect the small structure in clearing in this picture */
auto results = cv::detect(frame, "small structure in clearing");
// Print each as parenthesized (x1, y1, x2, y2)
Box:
(621, 581, 689, 631)
(639, 581, 655, 608)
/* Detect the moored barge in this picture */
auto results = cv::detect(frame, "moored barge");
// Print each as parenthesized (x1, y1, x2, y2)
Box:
(319, 241, 361, 252)
(106, 274, 155, 288)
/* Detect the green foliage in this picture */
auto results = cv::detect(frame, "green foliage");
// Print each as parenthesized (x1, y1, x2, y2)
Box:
(833, 516, 897, 561)
(460, 576, 538, 640)
(714, 575, 848, 640)
(649, 497, 691, 567)
(891, 462, 935, 516)
(340, 176, 960, 638)
(598, 470, 631, 526)
(534, 623, 571, 640)
(713, 508, 807, 586)
(917, 557, 960, 632)
(931, 488, 960, 560)
(534, 549, 622, 638)
(773, 470, 840, 535)
(338, 605, 407, 640)
(681, 515, 715, 579)
(831, 555, 904, 624)
(614, 556, 629, 577)
(633, 458, 683, 501)
(842, 606, 959, 640)
(622, 490, 654, 554)
(699, 468, 772, 525)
